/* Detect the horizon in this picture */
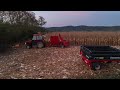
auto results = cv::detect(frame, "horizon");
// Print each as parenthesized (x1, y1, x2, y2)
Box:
(33, 11, 120, 27)
(45, 25, 120, 28)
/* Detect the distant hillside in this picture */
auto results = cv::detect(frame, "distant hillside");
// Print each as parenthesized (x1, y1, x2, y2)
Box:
(46, 25, 120, 32)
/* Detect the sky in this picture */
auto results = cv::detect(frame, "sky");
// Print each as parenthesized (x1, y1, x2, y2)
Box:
(33, 11, 120, 27)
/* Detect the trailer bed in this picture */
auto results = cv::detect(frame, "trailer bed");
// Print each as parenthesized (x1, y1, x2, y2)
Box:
(80, 45, 120, 60)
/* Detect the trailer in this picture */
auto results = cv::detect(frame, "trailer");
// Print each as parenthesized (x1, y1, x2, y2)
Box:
(80, 45, 120, 70)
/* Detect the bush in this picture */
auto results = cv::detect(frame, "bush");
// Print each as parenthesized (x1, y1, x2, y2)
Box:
(0, 23, 47, 52)
(0, 41, 10, 53)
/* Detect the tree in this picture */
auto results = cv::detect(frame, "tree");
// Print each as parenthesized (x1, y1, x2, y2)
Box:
(37, 16, 47, 27)
(0, 11, 4, 23)
(0, 11, 46, 27)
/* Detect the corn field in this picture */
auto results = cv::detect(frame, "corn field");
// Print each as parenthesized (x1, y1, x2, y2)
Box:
(45, 31, 120, 46)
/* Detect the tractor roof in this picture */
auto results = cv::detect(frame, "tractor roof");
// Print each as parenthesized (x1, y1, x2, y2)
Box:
(33, 34, 41, 36)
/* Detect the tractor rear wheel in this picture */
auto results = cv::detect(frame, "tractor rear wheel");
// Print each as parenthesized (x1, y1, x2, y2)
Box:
(26, 45, 31, 49)
(37, 42, 44, 48)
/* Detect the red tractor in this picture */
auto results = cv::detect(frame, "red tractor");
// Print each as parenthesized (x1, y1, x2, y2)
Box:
(25, 33, 69, 49)
(25, 33, 45, 49)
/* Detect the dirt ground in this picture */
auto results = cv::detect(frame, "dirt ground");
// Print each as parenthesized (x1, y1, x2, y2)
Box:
(0, 46, 120, 79)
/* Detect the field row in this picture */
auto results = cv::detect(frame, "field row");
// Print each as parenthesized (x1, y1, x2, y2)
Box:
(45, 32, 120, 46)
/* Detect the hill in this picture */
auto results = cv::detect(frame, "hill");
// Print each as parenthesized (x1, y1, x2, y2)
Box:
(46, 25, 120, 32)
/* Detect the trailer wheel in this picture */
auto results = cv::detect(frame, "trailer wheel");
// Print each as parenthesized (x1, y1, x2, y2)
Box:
(60, 43, 64, 48)
(92, 63, 101, 70)
(61, 45, 64, 48)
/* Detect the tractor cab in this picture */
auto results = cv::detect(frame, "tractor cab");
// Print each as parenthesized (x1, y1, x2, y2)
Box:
(32, 34, 43, 41)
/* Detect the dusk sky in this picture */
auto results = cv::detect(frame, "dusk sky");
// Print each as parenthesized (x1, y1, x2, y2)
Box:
(33, 11, 120, 27)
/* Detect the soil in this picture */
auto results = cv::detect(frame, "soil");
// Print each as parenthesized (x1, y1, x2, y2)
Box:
(0, 46, 120, 79)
